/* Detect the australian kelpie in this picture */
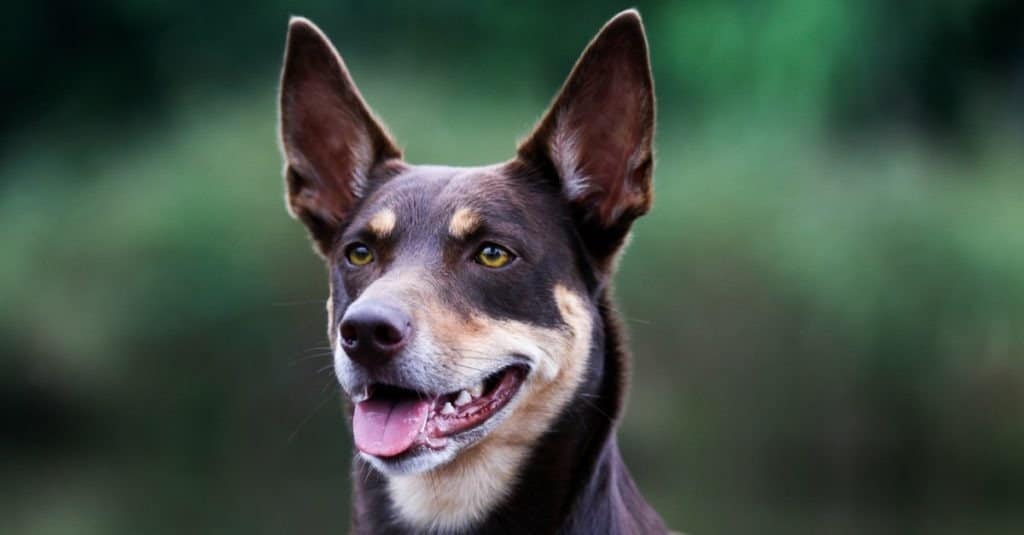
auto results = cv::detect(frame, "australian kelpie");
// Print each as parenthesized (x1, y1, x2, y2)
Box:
(278, 9, 667, 534)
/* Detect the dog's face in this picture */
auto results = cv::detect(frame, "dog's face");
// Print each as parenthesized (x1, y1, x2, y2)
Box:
(323, 164, 593, 476)
(278, 11, 653, 523)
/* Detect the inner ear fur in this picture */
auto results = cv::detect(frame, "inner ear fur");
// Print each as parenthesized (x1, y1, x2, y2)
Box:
(518, 10, 655, 268)
(278, 17, 402, 254)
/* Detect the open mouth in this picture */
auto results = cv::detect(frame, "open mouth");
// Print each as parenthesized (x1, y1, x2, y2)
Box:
(352, 365, 527, 458)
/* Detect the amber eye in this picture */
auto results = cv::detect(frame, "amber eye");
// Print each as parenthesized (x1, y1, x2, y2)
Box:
(475, 244, 514, 268)
(345, 243, 374, 266)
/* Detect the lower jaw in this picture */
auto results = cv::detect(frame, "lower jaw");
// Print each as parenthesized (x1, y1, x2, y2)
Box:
(364, 390, 527, 474)
(361, 438, 463, 476)
(362, 415, 515, 477)
(354, 365, 527, 466)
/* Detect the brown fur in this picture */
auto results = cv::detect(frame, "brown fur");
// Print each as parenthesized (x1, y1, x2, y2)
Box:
(277, 9, 667, 535)
(279, 18, 403, 253)
(518, 12, 655, 250)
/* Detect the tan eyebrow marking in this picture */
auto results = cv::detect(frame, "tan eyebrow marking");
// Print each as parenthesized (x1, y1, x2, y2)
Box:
(448, 207, 481, 239)
(367, 208, 397, 238)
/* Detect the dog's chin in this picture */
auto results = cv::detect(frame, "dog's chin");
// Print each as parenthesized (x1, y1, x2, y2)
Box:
(351, 365, 528, 477)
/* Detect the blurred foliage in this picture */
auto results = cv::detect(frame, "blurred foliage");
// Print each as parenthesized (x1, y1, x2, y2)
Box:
(2, 1, 1023, 534)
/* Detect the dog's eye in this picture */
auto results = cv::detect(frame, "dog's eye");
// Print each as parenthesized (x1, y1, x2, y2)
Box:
(345, 243, 375, 266)
(474, 244, 514, 268)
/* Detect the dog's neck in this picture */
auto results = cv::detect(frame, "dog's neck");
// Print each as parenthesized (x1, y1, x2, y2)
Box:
(349, 292, 667, 534)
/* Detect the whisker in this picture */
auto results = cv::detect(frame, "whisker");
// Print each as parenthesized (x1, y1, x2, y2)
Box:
(288, 385, 339, 444)
(272, 299, 326, 307)
(447, 348, 517, 362)
(622, 316, 652, 325)
(353, 456, 374, 486)
(448, 348, 511, 373)
(448, 362, 489, 374)
(437, 359, 489, 375)
(454, 355, 508, 363)
(576, 396, 613, 423)
(289, 352, 333, 365)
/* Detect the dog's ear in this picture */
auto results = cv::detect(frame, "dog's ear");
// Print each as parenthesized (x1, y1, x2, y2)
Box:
(278, 17, 402, 254)
(518, 10, 655, 270)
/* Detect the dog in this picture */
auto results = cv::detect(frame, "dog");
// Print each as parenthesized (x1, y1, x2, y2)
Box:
(277, 9, 667, 534)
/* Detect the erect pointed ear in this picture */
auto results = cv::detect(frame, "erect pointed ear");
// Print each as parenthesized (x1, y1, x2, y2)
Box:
(518, 10, 655, 268)
(278, 17, 402, 255)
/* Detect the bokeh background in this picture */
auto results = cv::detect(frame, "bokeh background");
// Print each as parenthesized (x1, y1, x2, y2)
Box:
(3, 1, 1023, 533)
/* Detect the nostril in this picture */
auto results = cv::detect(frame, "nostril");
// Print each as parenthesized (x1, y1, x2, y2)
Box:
(374, 323, 404, 346)
(340, 322, 358, 346)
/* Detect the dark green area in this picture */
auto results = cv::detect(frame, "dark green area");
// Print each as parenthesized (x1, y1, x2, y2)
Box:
(2, 1, 1023, 534)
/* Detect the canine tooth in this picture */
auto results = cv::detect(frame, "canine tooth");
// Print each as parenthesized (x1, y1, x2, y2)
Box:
(441, 402, 456, 415)
(454, 390, 472, 407)
(468, 383, 484, 398)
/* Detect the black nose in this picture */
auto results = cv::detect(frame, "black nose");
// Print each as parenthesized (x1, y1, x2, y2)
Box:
(339, 302, 411, 366)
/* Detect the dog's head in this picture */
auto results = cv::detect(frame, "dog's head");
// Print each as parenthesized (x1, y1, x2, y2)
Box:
(278, 11, 653, 484)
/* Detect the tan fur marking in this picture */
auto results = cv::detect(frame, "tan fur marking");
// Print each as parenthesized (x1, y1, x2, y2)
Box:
(448, 207, 481, 239)
(551, 116, 590, 199)
(388, 440, 527, 531)
(367, 208, 397, 238)
(387, 284, 592, 531)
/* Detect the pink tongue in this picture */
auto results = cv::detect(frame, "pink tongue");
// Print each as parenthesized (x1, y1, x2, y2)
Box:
(353, 396, 431, 457)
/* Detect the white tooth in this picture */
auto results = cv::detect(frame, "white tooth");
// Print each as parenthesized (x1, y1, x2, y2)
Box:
(468, 383, 484, 398)
(441, 402, 456, 415)
(454, 390, 473, 407)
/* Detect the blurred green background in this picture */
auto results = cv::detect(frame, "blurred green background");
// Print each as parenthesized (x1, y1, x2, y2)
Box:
(2, 1, 1023, 533)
